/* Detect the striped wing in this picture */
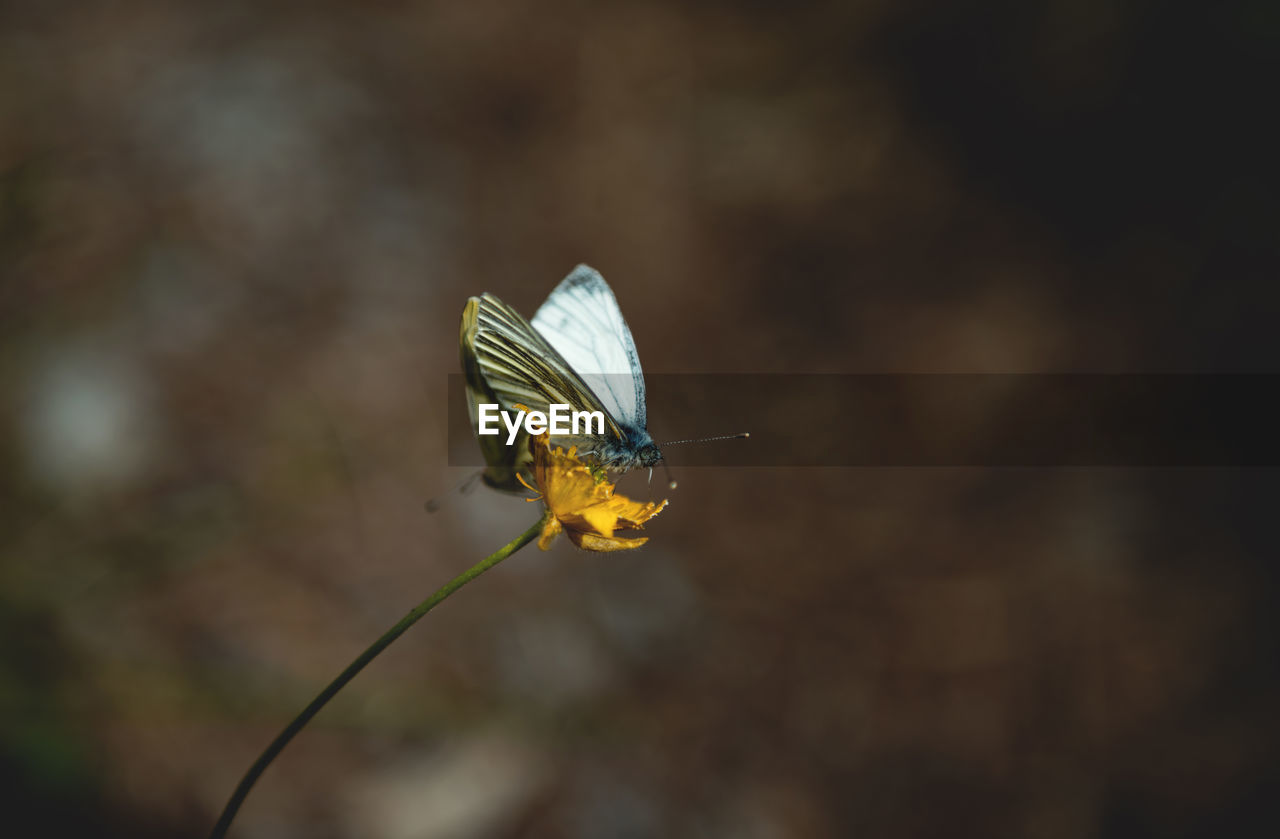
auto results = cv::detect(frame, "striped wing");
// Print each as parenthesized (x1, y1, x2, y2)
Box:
(460, 292, 625, 489)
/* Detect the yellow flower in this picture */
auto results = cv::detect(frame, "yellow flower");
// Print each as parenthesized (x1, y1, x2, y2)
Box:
(518, 432, 668, 551)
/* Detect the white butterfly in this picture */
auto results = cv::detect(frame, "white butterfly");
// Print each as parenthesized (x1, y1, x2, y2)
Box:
(460, 264, 661, 492)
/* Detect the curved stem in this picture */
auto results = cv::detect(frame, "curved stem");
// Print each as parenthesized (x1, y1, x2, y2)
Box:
(208, 513, 549, 839)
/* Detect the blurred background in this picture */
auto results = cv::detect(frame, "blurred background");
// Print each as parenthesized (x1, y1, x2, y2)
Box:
(3, 1, 1278, 837)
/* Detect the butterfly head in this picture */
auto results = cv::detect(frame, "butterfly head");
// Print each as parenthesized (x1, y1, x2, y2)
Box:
(635, 441, 663, 468)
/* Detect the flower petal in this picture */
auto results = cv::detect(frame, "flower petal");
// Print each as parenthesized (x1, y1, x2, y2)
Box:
(568, 531, 650, 551)
(527, 431, 668, 552)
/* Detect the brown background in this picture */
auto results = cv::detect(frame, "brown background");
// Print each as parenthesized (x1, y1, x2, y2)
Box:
(3, 1, 1277, 837)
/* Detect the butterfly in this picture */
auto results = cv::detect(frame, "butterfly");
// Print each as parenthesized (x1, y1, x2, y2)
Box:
(459, 264, 662, 493)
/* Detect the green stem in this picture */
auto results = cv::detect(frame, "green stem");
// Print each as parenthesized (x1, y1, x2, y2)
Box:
(208, 513, 548, 839)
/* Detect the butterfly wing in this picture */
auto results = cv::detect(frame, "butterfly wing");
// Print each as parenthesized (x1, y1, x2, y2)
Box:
(459, 297, 529, 492)
(460, 290, 626, 491)
(530, 264, 648, 431)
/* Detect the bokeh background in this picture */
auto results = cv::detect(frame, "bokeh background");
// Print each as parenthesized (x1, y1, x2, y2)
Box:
(3, 1, 1278, 837)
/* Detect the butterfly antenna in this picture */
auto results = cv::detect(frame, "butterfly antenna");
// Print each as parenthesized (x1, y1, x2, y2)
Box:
(659, 432, 750, 446)
(655, 433, 747, 489)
